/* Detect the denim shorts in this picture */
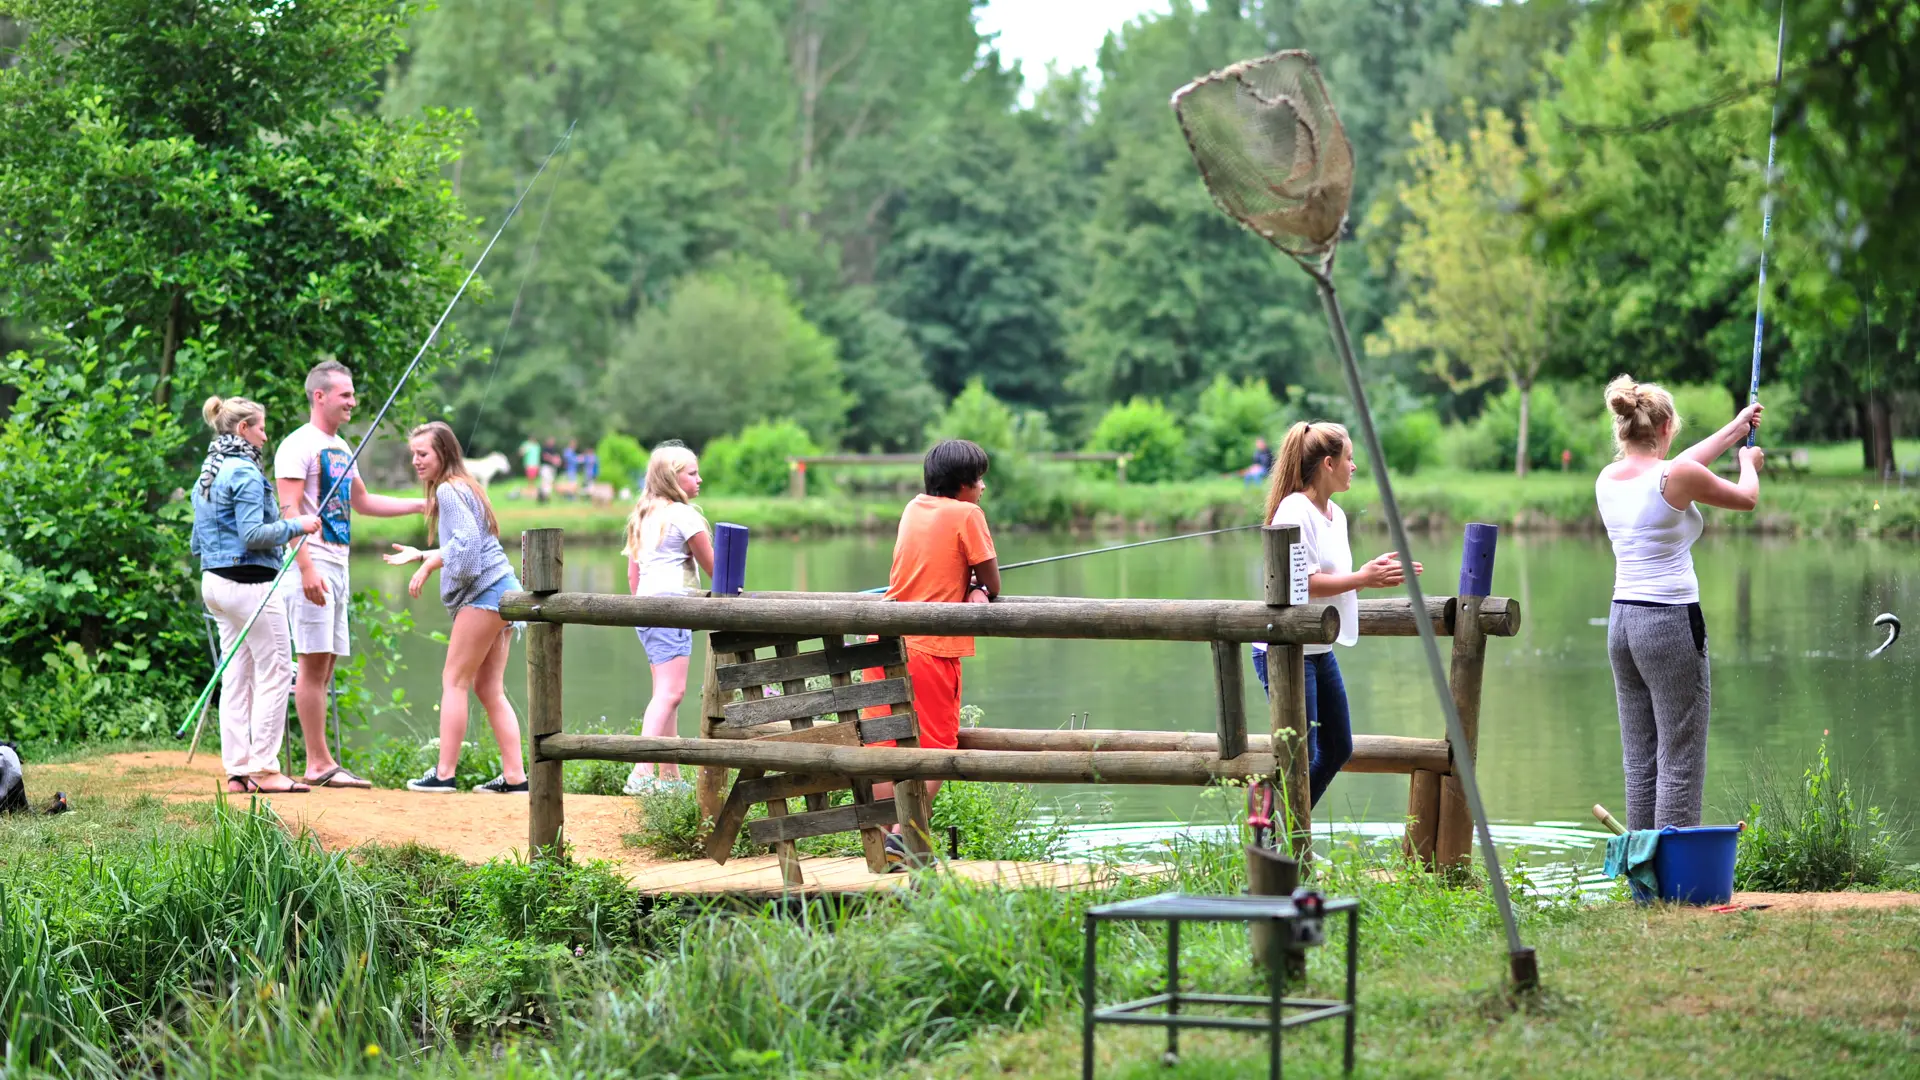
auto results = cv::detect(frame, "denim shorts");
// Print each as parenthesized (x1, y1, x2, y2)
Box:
(636, 625, 692, 665)
(468, 571, 520, 614)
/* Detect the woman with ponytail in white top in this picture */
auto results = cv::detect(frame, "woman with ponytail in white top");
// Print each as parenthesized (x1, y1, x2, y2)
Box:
(1596, 376, 1764, 829)
(1254, 421, 1421, 809)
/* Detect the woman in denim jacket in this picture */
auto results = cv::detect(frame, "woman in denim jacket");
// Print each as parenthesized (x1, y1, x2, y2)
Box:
(190, 396, 320, 793)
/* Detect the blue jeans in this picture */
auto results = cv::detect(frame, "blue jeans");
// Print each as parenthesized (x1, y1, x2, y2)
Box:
(1252, 648, 1353, 808)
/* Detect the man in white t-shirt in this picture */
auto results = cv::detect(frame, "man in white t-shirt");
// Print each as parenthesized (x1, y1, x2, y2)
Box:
(274, 359, 426, 788)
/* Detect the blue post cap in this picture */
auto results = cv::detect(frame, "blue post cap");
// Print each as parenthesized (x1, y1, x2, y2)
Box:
(712, 523, 749, 595)
(1458, 523, 1498, 597)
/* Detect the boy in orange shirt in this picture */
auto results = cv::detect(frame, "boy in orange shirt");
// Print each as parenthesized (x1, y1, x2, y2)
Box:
(863, 439, 1000, 866)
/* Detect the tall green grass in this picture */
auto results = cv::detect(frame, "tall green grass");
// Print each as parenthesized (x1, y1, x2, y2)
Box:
(1733, 735, 1914, 892)
(1, 789, 1588, 1079)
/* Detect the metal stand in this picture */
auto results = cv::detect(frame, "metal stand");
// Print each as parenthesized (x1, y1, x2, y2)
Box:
(1081, 892, 1358, 1079)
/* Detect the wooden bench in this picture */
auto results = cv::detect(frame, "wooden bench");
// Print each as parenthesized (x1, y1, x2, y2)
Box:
(700, 631, 933, 886)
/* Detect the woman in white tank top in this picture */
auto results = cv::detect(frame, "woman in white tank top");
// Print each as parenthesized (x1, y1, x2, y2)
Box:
(1596, 376, 1764, 830)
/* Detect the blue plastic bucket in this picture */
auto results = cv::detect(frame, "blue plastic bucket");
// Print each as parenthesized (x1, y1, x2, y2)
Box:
(1650, 824, 1742, 905)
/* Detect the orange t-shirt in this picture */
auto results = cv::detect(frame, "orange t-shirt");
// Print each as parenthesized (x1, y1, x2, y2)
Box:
(883, 494, 996, 658)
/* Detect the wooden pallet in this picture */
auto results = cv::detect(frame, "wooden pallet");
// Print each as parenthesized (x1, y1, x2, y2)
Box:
(702, 631, 934, 885)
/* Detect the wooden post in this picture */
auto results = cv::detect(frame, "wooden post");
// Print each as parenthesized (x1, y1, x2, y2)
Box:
(1404, 768, 1441, 868)
(695, 642, 729, 823)
(1210, 640, 1248, 760)
(1435, 524, 1497, 870)
(1262, 525, 1310, 856)
(524, 528, 565, 861)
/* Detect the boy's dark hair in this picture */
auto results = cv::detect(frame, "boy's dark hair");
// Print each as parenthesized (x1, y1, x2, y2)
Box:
(923, 439, 990, 498)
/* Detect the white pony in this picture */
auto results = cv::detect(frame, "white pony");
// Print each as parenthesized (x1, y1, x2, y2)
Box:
(464, 451, 512, 488)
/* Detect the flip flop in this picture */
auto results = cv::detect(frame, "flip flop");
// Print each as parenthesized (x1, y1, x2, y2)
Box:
(226, 775, 250, 794)
(306, 766, 372, 789)
(249, 776, 311, 794)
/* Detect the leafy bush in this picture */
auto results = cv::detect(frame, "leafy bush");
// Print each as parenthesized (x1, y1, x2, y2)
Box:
(1733, 734, 1910, 892)
(1085, 397, 1189, 483)
(1379, 407, 1442, 474)
(1188, 375, 1280, 475)
(0, 347, 201, 744)
(596, 433, 647, 493)
(600, 257, 850, 448)
(702, 419, 823, 497)
(930, 781, 1067, 862)
(1457, 383, 1586, 473)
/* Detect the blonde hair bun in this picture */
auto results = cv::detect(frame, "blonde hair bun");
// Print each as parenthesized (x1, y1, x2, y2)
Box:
(1604, 374, 1680, 456)
(202, 395, 264, 434)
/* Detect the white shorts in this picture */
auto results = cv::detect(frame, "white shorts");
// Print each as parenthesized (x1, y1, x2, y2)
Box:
(290, 560, 352, 656)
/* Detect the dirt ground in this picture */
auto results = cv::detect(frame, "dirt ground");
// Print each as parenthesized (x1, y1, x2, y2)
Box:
(30, 749, 640, 864)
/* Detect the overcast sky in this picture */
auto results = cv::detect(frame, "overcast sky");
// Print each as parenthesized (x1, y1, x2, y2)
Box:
(976, 0, 1172, 87)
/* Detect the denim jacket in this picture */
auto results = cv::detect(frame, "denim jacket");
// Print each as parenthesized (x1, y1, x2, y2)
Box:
(190, 458, 301, 571)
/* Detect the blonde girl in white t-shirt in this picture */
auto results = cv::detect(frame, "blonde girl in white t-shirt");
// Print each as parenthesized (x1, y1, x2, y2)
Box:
(1254, 421, 1420, 809)
(621, 444, 715, 794)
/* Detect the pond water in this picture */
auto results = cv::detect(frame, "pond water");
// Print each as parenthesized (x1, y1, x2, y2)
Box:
(346, 530, 1919, 872)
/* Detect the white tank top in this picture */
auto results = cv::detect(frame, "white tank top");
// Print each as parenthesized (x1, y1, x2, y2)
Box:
(1595, 467, 1703, 604)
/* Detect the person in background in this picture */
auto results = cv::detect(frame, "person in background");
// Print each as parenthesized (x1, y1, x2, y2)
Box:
(383, 421, 528, 794)
(192, 395, 321, 794)
(860, 439, 1000, 869)
(1254, 421, 1419, 810)
(583, 447, 600, 485)
(562, 438, 581, 490)
(275, 359, 423, 789)
(1597, 376, 1763, 829)
(1243, 435, 1274, 485)
(518, 436, 541, 500)
(620, 444, 715, 795)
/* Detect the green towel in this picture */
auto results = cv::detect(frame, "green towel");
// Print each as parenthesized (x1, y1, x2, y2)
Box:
(1604, 830, 1661, 893)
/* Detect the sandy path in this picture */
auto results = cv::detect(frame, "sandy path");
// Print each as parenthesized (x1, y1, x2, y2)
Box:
(30, 750, 638, 864)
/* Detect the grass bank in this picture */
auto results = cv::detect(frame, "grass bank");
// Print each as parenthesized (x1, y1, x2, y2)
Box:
(2, 774, 1914, 1079)
(361, 468, 1920, 549)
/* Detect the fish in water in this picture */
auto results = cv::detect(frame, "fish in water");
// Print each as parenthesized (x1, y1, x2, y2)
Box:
(1867, 613, 1901, 660)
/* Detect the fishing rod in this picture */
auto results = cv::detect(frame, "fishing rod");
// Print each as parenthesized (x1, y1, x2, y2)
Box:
(179, 123, 578, 756)
(1745, 2, 1787, 448)
(857, 523, 1265, 594)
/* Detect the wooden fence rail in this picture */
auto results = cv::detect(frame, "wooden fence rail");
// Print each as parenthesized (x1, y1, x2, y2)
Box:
(515, 525, 1518, 871)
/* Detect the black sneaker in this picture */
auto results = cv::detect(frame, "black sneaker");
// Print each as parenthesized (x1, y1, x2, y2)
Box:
(883, 832, 909, 873)
(474, 774, 529, 794)
(406, 768, 458, 793)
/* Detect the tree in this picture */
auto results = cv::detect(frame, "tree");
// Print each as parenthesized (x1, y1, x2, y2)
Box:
(599, 258, 849, 449)
(1373, 107, 1560, 475)
(0, 0, 471, 428)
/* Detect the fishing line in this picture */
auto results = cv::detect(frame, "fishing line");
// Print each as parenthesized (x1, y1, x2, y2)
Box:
(1744, 2, 1788, 448)
(467, 125, 576, 449)
(856, 523, 1265, 594)
(180, 124, 579, 756)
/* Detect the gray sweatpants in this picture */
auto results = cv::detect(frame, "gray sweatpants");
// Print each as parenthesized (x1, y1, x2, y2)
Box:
(1607, 602, 1711, 830)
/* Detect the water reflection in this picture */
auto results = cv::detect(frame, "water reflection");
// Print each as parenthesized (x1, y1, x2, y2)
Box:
(348, 531, 1919, 860)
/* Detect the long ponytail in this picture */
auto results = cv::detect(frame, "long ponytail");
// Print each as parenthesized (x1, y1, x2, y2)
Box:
(1262, 420, 1350, 524)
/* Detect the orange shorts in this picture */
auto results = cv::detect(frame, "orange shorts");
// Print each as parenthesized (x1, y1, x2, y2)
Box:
(860, 649, 962, 751)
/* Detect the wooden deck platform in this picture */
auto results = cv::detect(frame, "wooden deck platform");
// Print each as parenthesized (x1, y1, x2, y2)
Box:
(622, 853, 1157, 899)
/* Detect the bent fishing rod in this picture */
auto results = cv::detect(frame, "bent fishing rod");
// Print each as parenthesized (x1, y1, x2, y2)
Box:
(179, 123, 577, 756)
(858, 523, 1264, 594)
(1745, 2, 1787, 448)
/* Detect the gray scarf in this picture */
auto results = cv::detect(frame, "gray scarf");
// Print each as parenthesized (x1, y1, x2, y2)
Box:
(197, 433, 263, 500)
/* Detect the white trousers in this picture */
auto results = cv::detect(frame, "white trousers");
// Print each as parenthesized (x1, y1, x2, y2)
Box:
(200, 573, 294, 777)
